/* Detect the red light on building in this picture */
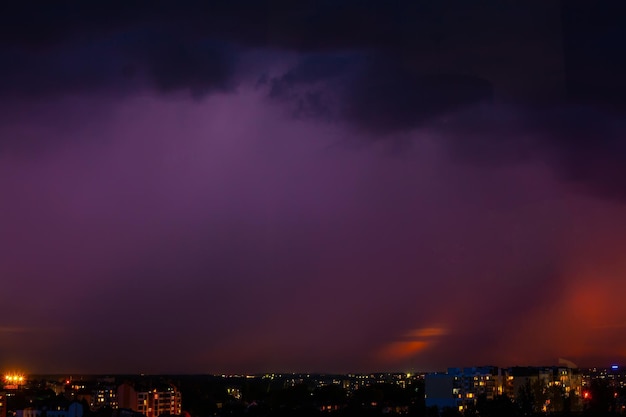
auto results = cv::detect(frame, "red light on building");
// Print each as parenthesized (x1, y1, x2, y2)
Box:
(583, 391, 591, 400)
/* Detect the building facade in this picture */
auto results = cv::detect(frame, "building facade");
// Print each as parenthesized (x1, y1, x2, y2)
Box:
(117, 383, 181, 417)
(136, 388, 181, 417)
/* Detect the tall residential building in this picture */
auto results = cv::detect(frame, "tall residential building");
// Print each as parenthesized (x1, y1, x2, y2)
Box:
(91, 385, 118, 410)
(117, 383, 181, 417)
(136, 389, 181, 417)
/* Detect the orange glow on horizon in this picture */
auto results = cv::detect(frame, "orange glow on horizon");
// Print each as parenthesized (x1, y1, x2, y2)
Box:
(378, 340, 429, 361)
(377, 325, 448, 363)
(405, 327, 448, 338)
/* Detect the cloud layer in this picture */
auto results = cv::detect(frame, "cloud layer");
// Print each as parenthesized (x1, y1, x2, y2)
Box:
(1, 1, 626, 373)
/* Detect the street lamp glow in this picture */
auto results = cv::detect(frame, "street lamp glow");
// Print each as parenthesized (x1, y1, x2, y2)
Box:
(4, 373, 25, 383)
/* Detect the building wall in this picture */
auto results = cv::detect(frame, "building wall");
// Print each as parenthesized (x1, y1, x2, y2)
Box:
(0, 392, 6, 417)
(425, 374, 458, 410)
(16, 410, 41, 417)
(68, 402, 85, 417)
(117, 383, 137, 411)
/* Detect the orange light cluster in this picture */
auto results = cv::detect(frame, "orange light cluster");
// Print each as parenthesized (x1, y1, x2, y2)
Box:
(4, 374, 25, 383)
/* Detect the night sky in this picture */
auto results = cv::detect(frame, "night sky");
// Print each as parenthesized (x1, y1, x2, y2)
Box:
(2, 1, 626, 374)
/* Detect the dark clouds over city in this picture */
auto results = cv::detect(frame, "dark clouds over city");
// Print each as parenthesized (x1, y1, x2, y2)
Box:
(1, 1, 626, 374)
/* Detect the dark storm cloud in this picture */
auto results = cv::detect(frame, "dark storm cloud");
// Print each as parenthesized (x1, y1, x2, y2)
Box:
(345, 68, 493, 134)
(0, 1, 441, 49)
(2, 0, 626, 202)
(0, 32, 237, 97)
(1, 0, 622, 103)
(0, 1, 441, 98)
(136, 35, 238, 97)
(266, 53, 494, 133)
(264, 51, 626, 200)
(433, 103, 626, 201)
(541, 111, 626, 201)
(0, 1, 282, 99)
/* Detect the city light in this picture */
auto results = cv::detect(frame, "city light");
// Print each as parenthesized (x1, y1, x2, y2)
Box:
(4, 373, 25, 383)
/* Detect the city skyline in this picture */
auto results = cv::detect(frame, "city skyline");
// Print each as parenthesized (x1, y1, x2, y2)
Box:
(3, 365, 625, 417)
(1, 1, 626, 374)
